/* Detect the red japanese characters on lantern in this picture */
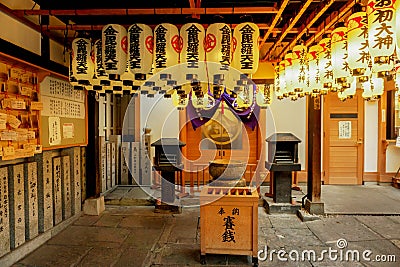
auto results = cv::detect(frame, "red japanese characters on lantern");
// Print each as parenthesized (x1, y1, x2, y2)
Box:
(331, 23, 352, 88)
(318, 35, 334, 90)
(347, 11, 370, 78)
(102, 24, 128, 81)
(232, 22, 259, 75)
(367, 0, 395, 76)
(306, 44, 322, 95)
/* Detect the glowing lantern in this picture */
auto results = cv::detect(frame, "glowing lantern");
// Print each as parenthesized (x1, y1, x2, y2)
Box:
(180, 23, 205, 67)
(347, 10, 370, 79)
(236, 84, 254, 108)
(153, 23, 180, 74)
(367, 0, 395, 76)
(371, 74, 384, 97)
(206, 23, 231, 69)
(256, 84, 273, 108)
(342, 78, 357, 99)
(69, 51, 79, 88)
(306, 44, 322, 95)
(93, 39, 109, 93)
(172, 89, 189, 110)
(284, 51, 296, 95)
(291, 43, 307, 93)
(128, 23, 154, 80)
(102, 24, 128, 81)
(395, 0, 400, 56)
(71, 38, 94, 86)
(318, 36, 334, 89)
(232, 22, 259, 74)
(331, 23, 351, 87)
(278, 60, 288, 99)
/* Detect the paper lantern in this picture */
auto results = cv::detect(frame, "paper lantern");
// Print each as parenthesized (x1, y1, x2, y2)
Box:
(206, 23, 231, 69)
(284, 52, 296, 95)
(318, 36, 334, 89)
(371, 74, 384, 97)
(291, 44, 307, 92)
(102, 24, 128, 81)
(71, 38, 94, 86)
(69, 51, 79, 87)
(153, 23, 180, 74)
(277, 60, 288, 99)
(232, 22, 259, 74)
(331, 23, 351, 87)
(367, 0, 395, 76)
(128, 23, 153, 79)
(256, 84, 272, 108)
(395, 0, 400, 56)
(172, 89, 189, 110)
(93, 39, 109, 92)
(347, 11, 370, 78)
(236, 84, 254, 108)
(306, 44, 322, 95)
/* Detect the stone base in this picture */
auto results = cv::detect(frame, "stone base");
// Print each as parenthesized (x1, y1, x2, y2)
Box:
(263, 196, 301, 214)
(83, 196, 105, 216)
(297, 209, 321, 222)
(304, 199, 324, 215)
(154, 203, 182, 214)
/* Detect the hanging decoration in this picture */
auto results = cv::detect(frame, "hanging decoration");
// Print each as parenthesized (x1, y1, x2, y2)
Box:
(306, 43, 322, 95)
(128, 23, 154, 80)
(347, 10, 370, 80)
(256, 84, 273, 108)
(318, 35, 334, 92)
(153, 23, 181, 74)
(367, 0, 395, 77)
(232, 22, 259, 74)
(284, 51, 296, 98)
(291, 43, 307, 94)
(102, 24, 128, 82)
(71, 38, 94, 87)
(331, 22, 351, 89)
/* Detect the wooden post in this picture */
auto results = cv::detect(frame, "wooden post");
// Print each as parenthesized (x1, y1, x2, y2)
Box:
(86, 91, 101, 198)
(306, 95, 324, 214)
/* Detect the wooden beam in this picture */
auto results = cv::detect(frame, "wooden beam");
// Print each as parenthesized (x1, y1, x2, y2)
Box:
(14, 6, 278, 16)
(274, 0, 335, 61)
(258, 0, 290, 49)
(305, 0, 355, 46)
(263, 0, 314, 60)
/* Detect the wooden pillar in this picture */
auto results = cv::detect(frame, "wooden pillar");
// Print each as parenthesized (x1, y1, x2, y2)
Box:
(86, 91, 101, 197)
(306, 95, 324, 214)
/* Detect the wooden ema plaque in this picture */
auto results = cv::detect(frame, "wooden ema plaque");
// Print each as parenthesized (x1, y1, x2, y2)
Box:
(200, 186, 259, 265)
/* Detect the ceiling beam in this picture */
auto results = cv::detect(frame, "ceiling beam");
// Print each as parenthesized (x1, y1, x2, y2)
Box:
(273, 0, 336, 61)
(262, 0, 314, 61)
(13, 6, 278, 16)
(258, 0, 290, 49)
(305, 0, 355, 46)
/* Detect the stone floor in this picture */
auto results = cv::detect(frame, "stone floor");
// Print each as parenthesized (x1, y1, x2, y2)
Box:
(10, 184, 400, 266)
(13, 206, 400, 267)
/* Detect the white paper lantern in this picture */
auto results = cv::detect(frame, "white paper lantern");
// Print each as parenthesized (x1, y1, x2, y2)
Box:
(128, 24, 153, 79)
(318, 36, 334, 89)
(331, 24, 351, 86)
(306, 44, 322, 95)
(153, 23, 180, 74)
(94, 39, 109, 92)
(256, 84, 272, 108)
(102, 24, 128, 80)
(367, 0, 395, 75)
(347, 11, 370, 77)
(232, 22, 259, 74)
(291, 44, 307, 92)
(206, 23, 231, 68)
(284, 52, 295, 95)
(72, 38, 94, 86)
(278, 60, 288, 99)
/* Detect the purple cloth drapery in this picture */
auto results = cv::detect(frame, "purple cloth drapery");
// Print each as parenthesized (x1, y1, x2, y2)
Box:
(187, 84, 260, 131)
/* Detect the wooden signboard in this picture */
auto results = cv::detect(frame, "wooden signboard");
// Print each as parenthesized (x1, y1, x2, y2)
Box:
(40, 76, 87, 149)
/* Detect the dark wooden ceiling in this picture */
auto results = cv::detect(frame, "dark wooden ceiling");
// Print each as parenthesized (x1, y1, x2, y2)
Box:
(7, 0, 358, 61)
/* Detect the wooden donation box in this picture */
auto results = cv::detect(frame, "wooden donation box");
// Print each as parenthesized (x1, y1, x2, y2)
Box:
(200, 186, 259, 266)
(151, 138, 185, 204)
(265, 133, 301, 203)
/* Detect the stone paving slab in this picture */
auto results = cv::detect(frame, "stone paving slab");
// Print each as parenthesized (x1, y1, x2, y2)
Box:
(113, 248, 148, 267)
(16, 244, 91, 267)
(268, 214, 308, 229)
(305, 216, 383, 243)
(355, 216, 400, 239)
(93, 214, 125, 228)
(47, 225, 131, 248)
(75, 247, 123, 267)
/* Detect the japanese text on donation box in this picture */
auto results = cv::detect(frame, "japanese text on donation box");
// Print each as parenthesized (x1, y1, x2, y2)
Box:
(208, 205, 252, 250)
(40, 77, 85, 146)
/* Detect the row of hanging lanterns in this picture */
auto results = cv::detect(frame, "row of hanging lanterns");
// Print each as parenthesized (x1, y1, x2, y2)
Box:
(275, 1, 400, 102)
(69, 21, 270, 110)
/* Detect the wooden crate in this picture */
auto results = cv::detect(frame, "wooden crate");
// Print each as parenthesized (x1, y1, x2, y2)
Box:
(200, 186, 259, 265)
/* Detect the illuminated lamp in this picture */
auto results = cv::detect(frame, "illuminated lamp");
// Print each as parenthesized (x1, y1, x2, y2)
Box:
(102, 24, 128, 81)
(172, 87, 189, 110)
(306, 43, 322, 95)
(284, 51, 296, 96)
(256, 84, 273, 108)
(371, 73, 384, 98)
(291, 43, 307, 93)
(367, 0, 395, 77)
(232, 22, 259, 74)
(331, 22, 352, 88)
(318, 35, 334, 90)
(71, 38, 94, 88)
